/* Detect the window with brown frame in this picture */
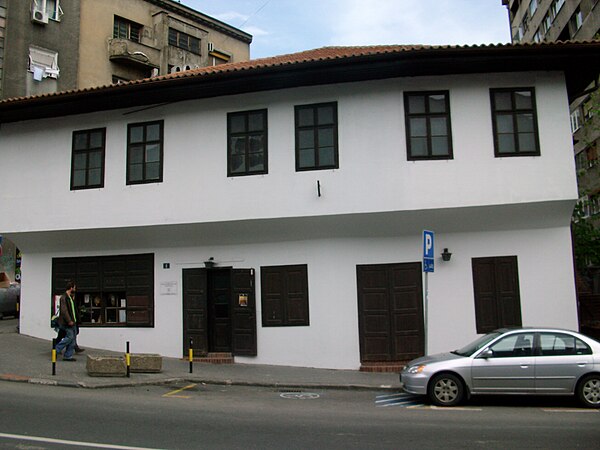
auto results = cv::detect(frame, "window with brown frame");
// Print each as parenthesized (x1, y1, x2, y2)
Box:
(295, 102, 338, 171)
(490, 87, 540, 157)
(113, 16, 142, 43)
(71, 128, 106, 190)
(227, 109, 268, 176)
(261, 264, 309, 326)
(404, 91, 453, 160)
(127, 120, 164, 185)
(168, 28, 201, 55)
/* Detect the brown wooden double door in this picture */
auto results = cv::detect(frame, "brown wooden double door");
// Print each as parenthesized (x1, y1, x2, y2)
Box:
(182, 268, 257, 357)
(357, 263, 425, 362)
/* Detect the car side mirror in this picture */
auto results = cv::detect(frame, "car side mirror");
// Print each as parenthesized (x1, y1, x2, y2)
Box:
(480, 349, 494, 359)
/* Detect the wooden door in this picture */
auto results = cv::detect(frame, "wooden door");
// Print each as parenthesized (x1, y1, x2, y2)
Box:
(472, 256, 522, 334)
(231, 269, 257, 356)
(357, 263, 424, 362)
(208, 269, 232, 352)
(182, 268, 208, 356)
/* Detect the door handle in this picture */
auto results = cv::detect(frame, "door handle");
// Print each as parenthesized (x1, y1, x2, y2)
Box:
(577, 363, 587, 367)
(520, 365, 529, 369)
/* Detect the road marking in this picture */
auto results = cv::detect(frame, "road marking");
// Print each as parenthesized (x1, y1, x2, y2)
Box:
(0, 432, 163, 449)
(162, 383, 197, 399)
(375, 393, 424, 408)
(280, 392, 320, 400)
(542, 409, 599, 413)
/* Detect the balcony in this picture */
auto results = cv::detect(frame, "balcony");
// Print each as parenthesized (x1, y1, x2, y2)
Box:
(108, 39, 160, 70)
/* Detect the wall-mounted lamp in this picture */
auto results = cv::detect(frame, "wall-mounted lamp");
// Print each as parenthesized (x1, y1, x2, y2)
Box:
(204, 257, 216, 268)
(441, 248, 452, 262)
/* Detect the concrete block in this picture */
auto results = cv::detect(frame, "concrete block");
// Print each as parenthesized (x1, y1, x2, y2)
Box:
(130, 353, 162, 373)
(86, 355, 127, 377)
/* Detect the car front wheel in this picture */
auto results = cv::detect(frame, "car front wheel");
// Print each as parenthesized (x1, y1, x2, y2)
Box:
(428, 373, 464, 407)
(577, 375, 600, 408)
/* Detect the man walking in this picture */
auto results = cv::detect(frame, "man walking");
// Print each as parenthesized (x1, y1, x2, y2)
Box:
(55, 280, 79, 361)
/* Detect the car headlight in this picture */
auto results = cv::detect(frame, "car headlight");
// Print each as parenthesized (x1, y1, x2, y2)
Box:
(407, 364, 426, 374)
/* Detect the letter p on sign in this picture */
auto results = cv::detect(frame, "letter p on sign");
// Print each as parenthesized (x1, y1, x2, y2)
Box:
(423, 230, 434, 259)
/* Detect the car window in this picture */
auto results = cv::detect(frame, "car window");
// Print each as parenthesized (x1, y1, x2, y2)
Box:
(454, 332, 502, 356)
(487, 332, 534, 358)
(538, 333, 592, 356)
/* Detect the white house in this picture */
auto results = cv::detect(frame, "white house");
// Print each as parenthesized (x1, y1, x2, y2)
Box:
(1, 42, 598, 370)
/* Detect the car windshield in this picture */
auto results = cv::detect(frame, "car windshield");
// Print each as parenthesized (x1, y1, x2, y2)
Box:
(452, 332, 502, 357)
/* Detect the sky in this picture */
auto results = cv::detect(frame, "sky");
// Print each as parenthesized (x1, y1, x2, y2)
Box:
(180, 0, 512, 59)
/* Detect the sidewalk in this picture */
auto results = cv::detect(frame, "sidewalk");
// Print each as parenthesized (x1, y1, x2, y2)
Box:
(0, 319, 400, 391)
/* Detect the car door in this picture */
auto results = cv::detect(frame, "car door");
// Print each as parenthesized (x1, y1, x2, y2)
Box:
(535, 332, 594, 394)
(471, 332, 535, 394)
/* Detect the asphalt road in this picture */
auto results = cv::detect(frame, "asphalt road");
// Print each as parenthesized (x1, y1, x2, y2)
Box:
(0, 381, 599, 449)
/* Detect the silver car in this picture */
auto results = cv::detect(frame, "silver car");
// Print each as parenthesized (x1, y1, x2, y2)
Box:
(401, 328, 600, 407)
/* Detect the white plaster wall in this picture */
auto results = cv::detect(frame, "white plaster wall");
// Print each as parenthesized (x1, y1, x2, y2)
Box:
(19, 225, 577, 369)
(0, 71, 576, 235)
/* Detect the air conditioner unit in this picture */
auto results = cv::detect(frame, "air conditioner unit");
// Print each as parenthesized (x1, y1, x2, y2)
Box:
(31, 6, 49, 24)
(208, 42, 215, 52)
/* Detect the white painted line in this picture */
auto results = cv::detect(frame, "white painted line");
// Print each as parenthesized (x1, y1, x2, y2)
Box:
(429, 405, 483, 411)
(0, 432, 163, 450)
(542, 409, 599, 413)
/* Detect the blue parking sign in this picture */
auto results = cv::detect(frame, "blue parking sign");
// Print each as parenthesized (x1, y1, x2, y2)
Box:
(423, 230, 434, 273)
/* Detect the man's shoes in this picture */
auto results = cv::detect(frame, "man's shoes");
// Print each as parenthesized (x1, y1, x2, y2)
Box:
(63, 357, 77, 361)
(75, 347, 85, 353)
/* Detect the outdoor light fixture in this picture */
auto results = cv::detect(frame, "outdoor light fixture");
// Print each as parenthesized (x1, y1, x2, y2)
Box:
(441, 248, 452, 262)
(204, 257, 216, 268)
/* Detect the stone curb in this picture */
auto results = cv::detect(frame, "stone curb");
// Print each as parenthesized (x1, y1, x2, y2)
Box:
(1, 373, 398, 392)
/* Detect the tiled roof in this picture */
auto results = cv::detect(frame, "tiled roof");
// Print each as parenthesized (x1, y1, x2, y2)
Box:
(0, 42, 576, 105)
(0, 41, 598, 122)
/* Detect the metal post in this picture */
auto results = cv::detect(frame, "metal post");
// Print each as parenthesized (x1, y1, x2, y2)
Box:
(424, 272, 428, 356)
(52, 338, 57, 376)
(126, 341, 130, 378)
(189, 338, 193, 374)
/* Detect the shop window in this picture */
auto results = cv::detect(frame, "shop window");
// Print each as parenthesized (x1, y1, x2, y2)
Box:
(261, 264, 309, 326)
(52, 254, 154, 327)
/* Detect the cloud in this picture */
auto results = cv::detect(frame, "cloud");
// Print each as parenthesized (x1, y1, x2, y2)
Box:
(329, 0, 509, 46)
(211, 11, 248, 24)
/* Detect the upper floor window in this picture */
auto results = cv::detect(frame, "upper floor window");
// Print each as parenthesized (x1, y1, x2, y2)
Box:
(32, 0, 62, 21)
(71, 128, 106, 190)
(168, 28, 200, 55)
(404, 91, 453, 160)
(528, 0, 538, 17)
(113, 16, 142, 43)
(295, 102, 338, 171)
(490, 88, 540, 157)
(227, 109, 268, 176)
(127, 121, 164, 185)
(571, 108, 582, 133)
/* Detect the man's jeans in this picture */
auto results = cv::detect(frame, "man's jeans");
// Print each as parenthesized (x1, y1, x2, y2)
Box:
(55, 325, 76, 359)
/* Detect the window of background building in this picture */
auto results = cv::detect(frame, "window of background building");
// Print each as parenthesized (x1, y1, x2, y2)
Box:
(490, 87, 540, 157)
(295, 102, 338, 171)
(404, 91, 453, 160)
(261, 265, 309, 327)
(71, 128, 106, 190)
(227, 109, 268, 176)
(127, 120, 164, 185)
(28, 46, 59, 80)
(168, 28, 200, 55)
(528, 0, 538, 17)
(113, 16, 142, 43)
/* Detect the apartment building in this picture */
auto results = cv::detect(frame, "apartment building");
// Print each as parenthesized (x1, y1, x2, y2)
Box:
(0, 0, 251, 99)
(0, 42, 598, 369)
